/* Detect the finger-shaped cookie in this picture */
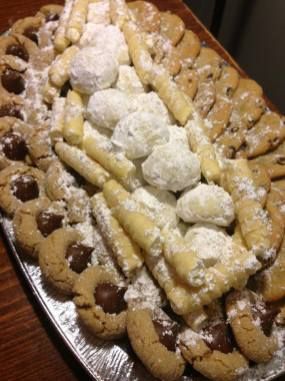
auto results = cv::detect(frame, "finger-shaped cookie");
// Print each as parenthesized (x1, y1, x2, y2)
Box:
(13, 197, 65, 258)
(242, 112, 285, 158)
(83, 125, 137, 190)
(234, 93, 266, 129)
(103, 179, 129, 208)
(233, 78, 263, 99)
(250, 141, 285, 179)
(0, 116, 30, 169)
(248, 162, 271, 207)
(66, 0, 89, 44)
(150, 64, 194, 125)
(122, 22, 153, 85)
(73, 265, 127, 339)
(38, 4, 63, 22)
(266, 187, 285, 252)
(226, 289, 279, 363)
(127, 309, 185, 381)
(160, 12, 185, 46)
(176, 30, 201, 67)
(109, 0, 130, 28)
(54, 0, 73, 51)
(175, 68, 198, 99)
(193, 79, 216, 118)
(11, 16, 44, 45)
(206, 99, 232, 141)
(50, 97, 65, 144)
(186, 115, 221, 183)
(163, 228, 205, 288)
(160, 47, 182, 76)
(180, 314, 248, 381)
(128, 1, 160, 33)
(39, 227, 94, 294)
(49, 45, 79, 88)
(55, 141, 110, 188)
(194, 47, 223, 81)
(91, 193, 143, 278)
(63, 90, 84, 146)
(215, 65, 239, 99)
(42, 79, 60, 105)
(0, 163, 45, 216)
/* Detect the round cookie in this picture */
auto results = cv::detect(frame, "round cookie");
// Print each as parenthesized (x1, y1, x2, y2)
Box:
(0, 55, 27, 97)
(39, 227, 94, 295)
(13, 197, 65, 258)
(127, 308, 185, 381)
(180, 315, 249, 381)
(73, 265, 127, 340)
(0, 163, 45, 216)
(0, 116, 31, 169)
(226, 289, 279, 363)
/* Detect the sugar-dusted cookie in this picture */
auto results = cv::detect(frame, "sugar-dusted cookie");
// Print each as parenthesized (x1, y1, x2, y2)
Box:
(13, 197, 65, 258)
(226, 289, 279, 363)
(250, 141, 285, 179)
(73, 265, 127, 339)
(38, 4, 63, 22)
(180, 307, 248, 381)
(0, 34, 40, 66)
(39, 227, 94, 295)
(0, 55, 27, 97)
(0, 163, 45, 216)
(159, 12, 185, 46)
(175, 68, 198, 99)
(11, 16, 44, 46)
(193, 47, 223, 81)
(193, 79, 216, 118)
(0, 116, 31, 169)
(128, 1, 160, 33)
(176, 29, 200, 67)
(127, 308, 185, 381)
(0, 89, 24, 121)
(248, 162, 271, 207)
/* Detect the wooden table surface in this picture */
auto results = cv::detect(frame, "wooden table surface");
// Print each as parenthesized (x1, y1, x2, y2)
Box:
(0, 1, 282, 380)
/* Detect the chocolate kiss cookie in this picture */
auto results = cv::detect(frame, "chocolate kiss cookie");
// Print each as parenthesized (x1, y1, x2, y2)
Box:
(226, 289, 279, 363)
(39, 228, 93, 295)
(127, 308, 185, 381)
(13, 197, 65, 259)
(0, 163, 45, 216)
(73, 266, 127, 340)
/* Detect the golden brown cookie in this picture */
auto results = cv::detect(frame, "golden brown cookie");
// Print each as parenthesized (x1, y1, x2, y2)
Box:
(0, 55, 27, 98)
(241, 112, 285, 158)
(249, 162, 271, 207)
(206, 99, 232, 141)
(176, 29, 201, 67)
(233, 78, 263, 99)
(266, 186, 285, 252)
(11, 16, 44, 46)
(226, 289, 279, 363)
(180, 315, 248, 381)
(0, 116, 31, 169)
(38, 4, 63, 22)
(215, 65, 239, 99)
(0, 90, 24, 120)
(73, 265, 127, 340)
(193, 47, 223, 81)
(0, 34, 39, 64)
(127, 308, 185, 381)
(175, 68, 198, 99)
(193, 79, 216, 118)
(13, 197, 65, 258)
(27, 123, 55, 171)
(250, 141, 285, 179)
(0, 163, 45, 216)
(159, 12, 185, 46)
(39, 227, 94, 295)
(128, 1, 160, 33)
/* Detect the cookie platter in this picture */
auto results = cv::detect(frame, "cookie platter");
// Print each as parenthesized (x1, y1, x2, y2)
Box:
(1, 1, 285, 381)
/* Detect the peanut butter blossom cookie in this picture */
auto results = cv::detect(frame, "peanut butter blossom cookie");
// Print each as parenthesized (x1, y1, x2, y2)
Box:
(0, 1, 285, 381)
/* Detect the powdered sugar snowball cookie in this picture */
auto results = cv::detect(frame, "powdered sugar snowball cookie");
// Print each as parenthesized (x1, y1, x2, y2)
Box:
(168, 125, 189, 149)
(86, 89, 133, 130)
(185, 223, 231, 267)
(115, 65, 145, 94)
(70, 47, 118, 95)
(177, 183, 235, 226)
(132, 186, 178, 229)
(79, 24, 129, 65)
(111, 111, 170, 160)
(142, 141, 201, 192)
(132, 91, 173, 125)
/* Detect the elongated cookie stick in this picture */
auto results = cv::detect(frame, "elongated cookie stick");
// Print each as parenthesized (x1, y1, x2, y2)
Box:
(55, 141, 110, 188)
(49, 45, 79, 88)
(63, 90, 84, 145)
(66, 0, 89, 44)
(54, 0, 74, 52)
(163, 228, 205, 288)
(50, 97, 66, 144)
(185, 114, 221, 183)
(43, 79, 60, 105)
(103, 179, 129, 208)
(110, 0, 130, 28)
(122, 22, 153, 86)
(225, 159, 272, 259)
(91, 193, 143, 278)
(150, 64, 194, 126)
(82, 124, 137, 190)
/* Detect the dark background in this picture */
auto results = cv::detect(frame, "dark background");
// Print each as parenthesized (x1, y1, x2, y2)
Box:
(184, 0, 285, 114)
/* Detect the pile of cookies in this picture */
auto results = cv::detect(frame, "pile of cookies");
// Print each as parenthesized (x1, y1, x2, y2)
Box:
(0, 1, 285, 380)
